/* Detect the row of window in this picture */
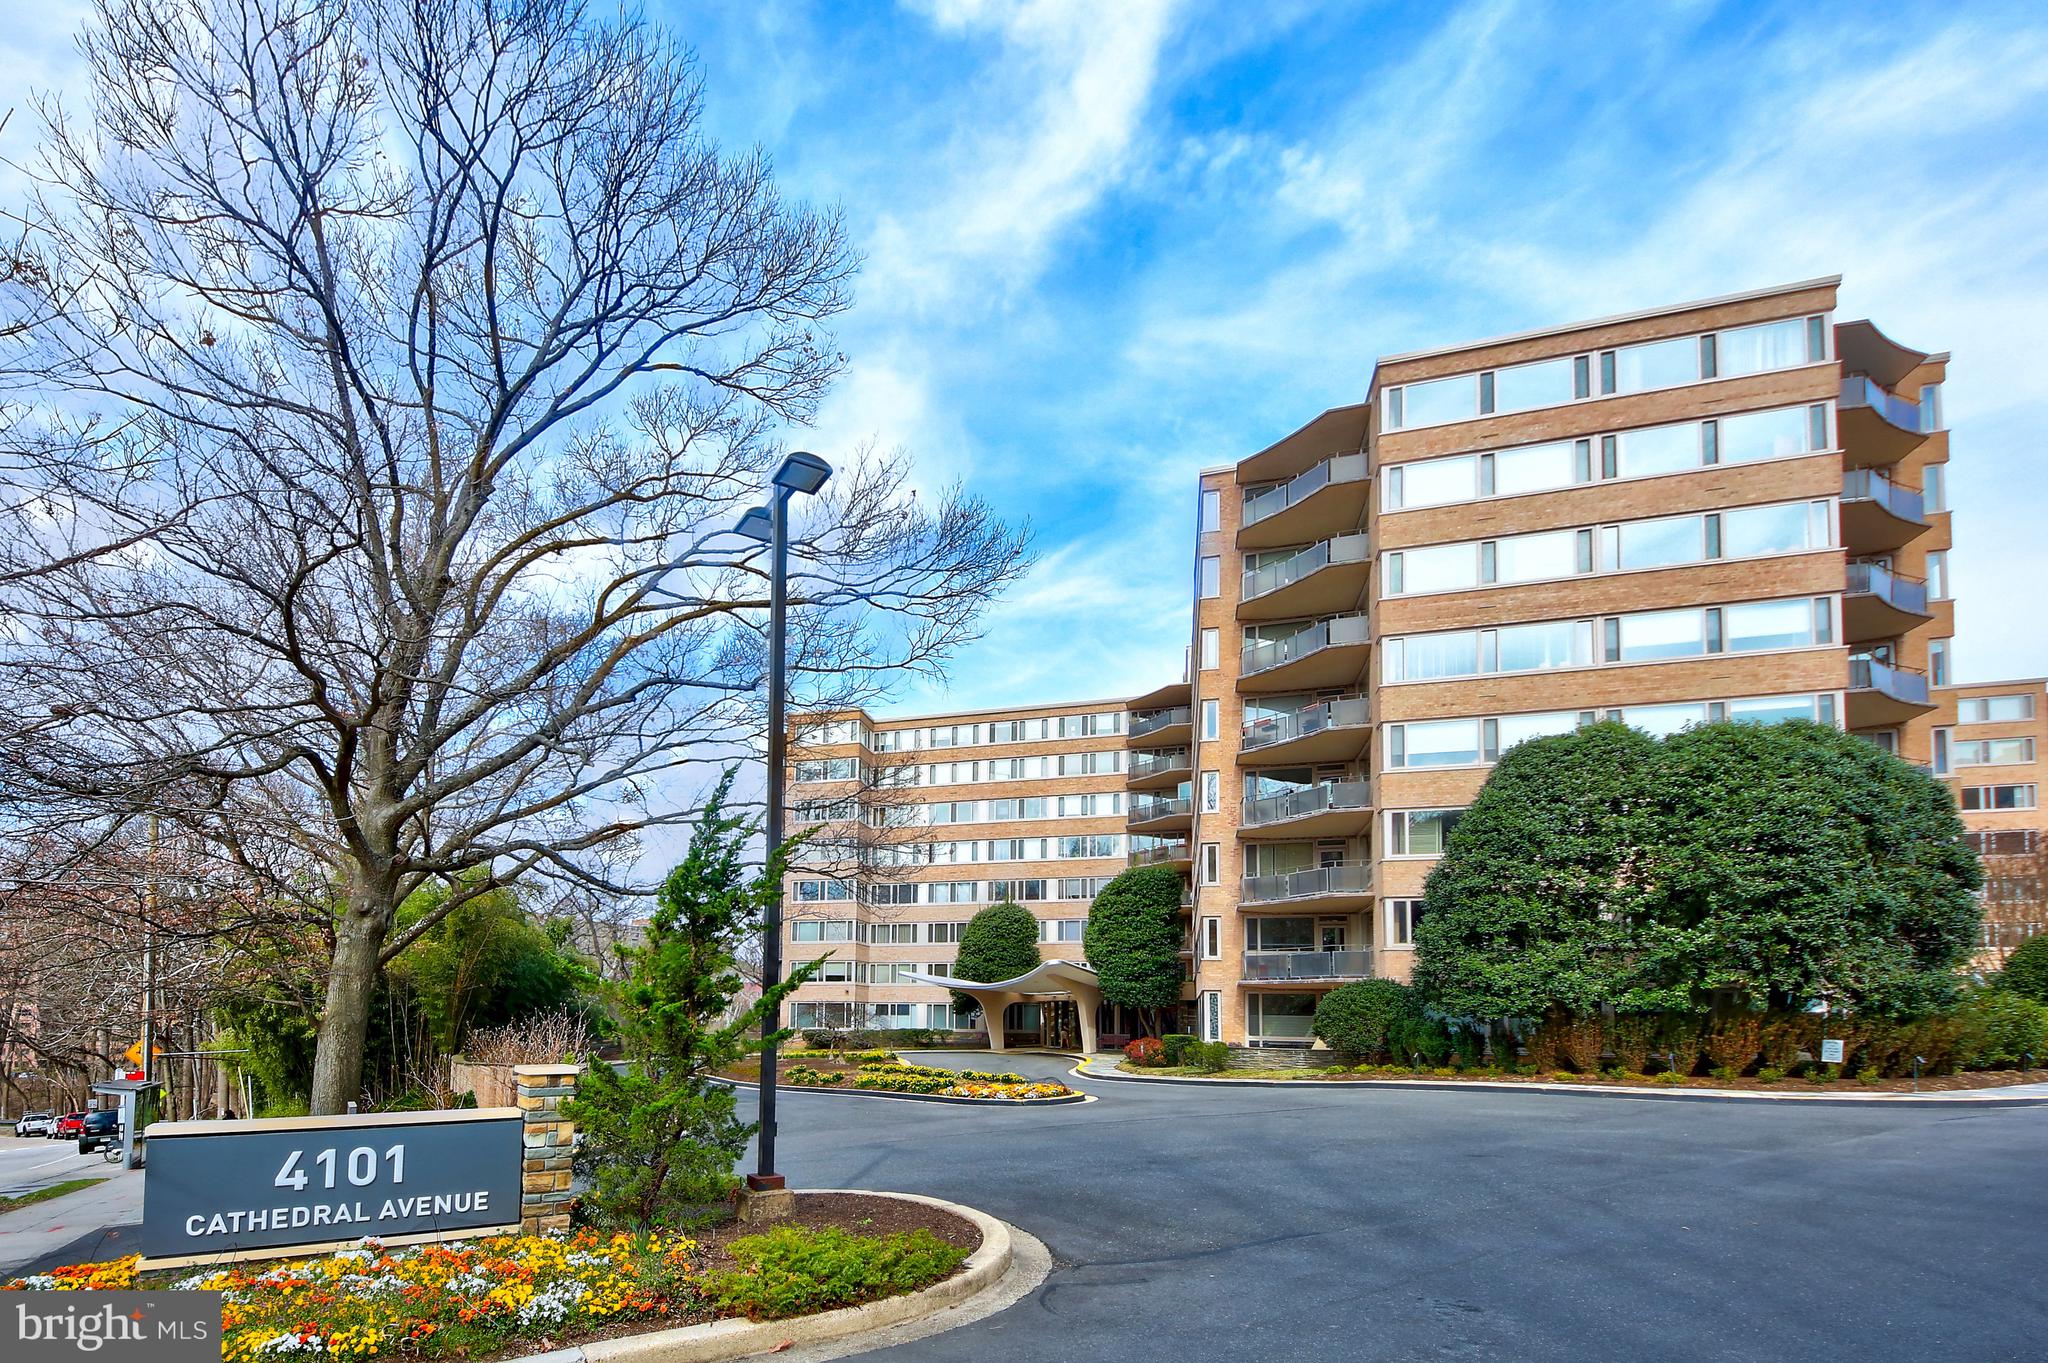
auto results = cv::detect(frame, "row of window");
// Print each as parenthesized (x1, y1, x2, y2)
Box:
(1382, 315, 1829, 432)
(1383, 403, 1830, 511)
(1381, 596, 1835, 684)
(1960, 785, 2038, 811)
(795, 751, 1128, 786)
(799, 712, 1130, 752)
(1382, 498, 1833, 597)
(789, 1002, 957, 1031)
(918, 793, 1124, 824)
(789, 917, 1087, 948)
(1383, 693, 1837, 769)
(858, 835, 1127, 866)
(1951, 738, 2036, 768)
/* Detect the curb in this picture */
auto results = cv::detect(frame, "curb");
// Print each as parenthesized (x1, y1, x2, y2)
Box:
(1071, 1059, 2048, 1108)
(505, 1190, 1016, 1363)
(718, 1077, 1090, 1107)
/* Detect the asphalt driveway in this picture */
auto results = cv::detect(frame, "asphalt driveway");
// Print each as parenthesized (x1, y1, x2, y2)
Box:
(747, 1052, 2048, 1363)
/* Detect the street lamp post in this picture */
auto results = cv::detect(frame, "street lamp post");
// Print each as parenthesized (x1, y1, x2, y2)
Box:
(736, 450, 831, 1194)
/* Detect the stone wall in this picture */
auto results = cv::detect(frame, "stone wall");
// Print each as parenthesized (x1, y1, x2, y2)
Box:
(514, 1064, 582, 1234)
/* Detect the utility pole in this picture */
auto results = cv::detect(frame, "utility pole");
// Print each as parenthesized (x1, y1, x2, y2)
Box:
(141, 814, 158, 1092)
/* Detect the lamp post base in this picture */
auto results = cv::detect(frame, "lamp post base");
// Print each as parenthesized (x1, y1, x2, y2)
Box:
(736, 1176, 795, 1224)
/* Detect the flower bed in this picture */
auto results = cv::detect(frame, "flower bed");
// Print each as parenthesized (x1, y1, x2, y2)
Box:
(774, 1056, 1073, 1101)
(4, 1210, 973, 1361)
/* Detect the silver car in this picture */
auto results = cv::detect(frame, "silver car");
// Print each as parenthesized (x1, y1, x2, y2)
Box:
(13, 1112, 54, 1137)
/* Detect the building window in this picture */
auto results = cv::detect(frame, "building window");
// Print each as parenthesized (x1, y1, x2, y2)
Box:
(1958, 694, 2037, 724)
(1201, 991, 1222, 1043)
(1929, 639, 1952, 688)
(1954, 738, 2036, 767)
(926, 920, 970, 943)
(1246, 992, 1317, 1042)
(1925, 550, 1950, 601)
(1200, 700, 1219, 740)
(1200, 917, 1221, 959)
(1932, 727, 1951, 776)
(1386, 808, 1465, 857)
(1923, 464, 1947, 513)
(1039, 918, 1087, 943)
(1387, 899, 1427, 947)
(926, 1003, 955, 1030)
(1201, 770, 1220, 813)
(1960, 785, 2038, 811)
(1201, 488, 1222, 531)
(1199, 556, 1221, 598)
(1201, 628, 1220, 670)
(1200, 842, 1220, 884)
(791, 919, 854, 943)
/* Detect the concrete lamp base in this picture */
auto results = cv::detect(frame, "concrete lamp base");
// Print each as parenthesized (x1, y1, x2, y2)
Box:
(736, 1175, 794, 1225)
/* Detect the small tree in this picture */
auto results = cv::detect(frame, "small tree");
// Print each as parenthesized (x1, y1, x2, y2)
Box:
(566, 776, 815, 1228)
(951, 902, 1042, 1019)
(1312, 980, 1416, 1060)
(1999, 933, 2048, 1004)
(1082, 867, 1185, 1036)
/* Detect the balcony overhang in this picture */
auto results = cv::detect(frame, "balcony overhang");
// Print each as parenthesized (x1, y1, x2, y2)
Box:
(1839, 402, 1928, 470)
(1236, 475, 1371, 552)
(1836, 319, 1933, 390)
(1844, 591, 1934, 645)
(1239, 806, 1374, 841)
(1126, 716, 1191, 748)
(1239, 723, 1372, 766)
(1236, 403, 1371, 485)
(1840, 494, 1927, 553)
(1238, 641, 1372, 694)
(1125, 756, 1193, 792)
(1846, 683, 1936, 729)
(1127, 680, 1191, 713)
(1238, 552, 1372, 622)
(1128, 806, 1195, 836)
(1129, 842, 1193, 871)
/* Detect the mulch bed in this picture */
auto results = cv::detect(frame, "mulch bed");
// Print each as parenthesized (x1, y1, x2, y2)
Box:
(477, 1193, 980, 1361)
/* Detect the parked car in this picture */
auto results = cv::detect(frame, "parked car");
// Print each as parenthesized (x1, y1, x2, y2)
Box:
(13, 1112, 54, 1137)
(53, 1112, 86, 1140)
(77, 1109, 122, 1154)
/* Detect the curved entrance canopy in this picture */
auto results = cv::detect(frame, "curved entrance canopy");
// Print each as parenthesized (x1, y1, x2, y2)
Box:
(904, 959, 1103, 1054)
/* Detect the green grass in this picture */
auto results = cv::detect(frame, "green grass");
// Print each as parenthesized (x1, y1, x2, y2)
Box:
(0, 1177, 107, 1216)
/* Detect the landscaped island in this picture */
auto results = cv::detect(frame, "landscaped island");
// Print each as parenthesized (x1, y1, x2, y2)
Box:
(727, 1050, 1074, 1100)
(3, 1194, 977, 1361)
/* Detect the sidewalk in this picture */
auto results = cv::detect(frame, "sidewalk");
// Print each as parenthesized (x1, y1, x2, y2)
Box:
(0, 1165, 144, 1278)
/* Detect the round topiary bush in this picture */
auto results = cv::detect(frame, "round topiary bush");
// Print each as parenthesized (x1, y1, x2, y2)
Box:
(1999, 933, 2048, 1005)
(1312, 979, 1416, 1060)
(1124, 1036, 1165, 1066)
(951, 900, 1043, 1017)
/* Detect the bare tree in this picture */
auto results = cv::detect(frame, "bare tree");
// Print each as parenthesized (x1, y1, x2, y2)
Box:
(0, 0, 1031, 1111)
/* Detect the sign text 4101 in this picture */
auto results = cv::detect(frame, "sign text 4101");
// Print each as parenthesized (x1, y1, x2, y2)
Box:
(274, 1144, 406, 1191)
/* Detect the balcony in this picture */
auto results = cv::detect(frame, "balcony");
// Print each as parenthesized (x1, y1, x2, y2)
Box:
(1847, 655, 1935, 729)
(1839, 375, 1934, 469)
(1127, 747, 1192, 791)
(1128, 794, 1194, 834)
(1238, 453, 1370, 551)
(1840, 468, 1927, 552)
(1240, 862, 1373, 910)
(1240, 696, 1371, 764)
(1844, 562, 1933, 643)
(1129, 705, 1192, 746)
(1242, 950, 1375, 984)
(1129, 836, 1193, 870)
(1239, 533, 1372, 621)
(1240, 780, 1373, 839)
(1239, 614, 1371, 693)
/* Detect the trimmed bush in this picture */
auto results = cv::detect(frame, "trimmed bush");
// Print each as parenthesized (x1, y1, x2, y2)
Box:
(1190, 1041, 1230, 1072)
(1311, 980, 1415, 1061)
(1083, 867, 1188, 1036)
(1124, 1037, 1166, 1067)
(701, 1226, 969, 1321)
(1161, 1033, 1197, 1066)
(952, 902, 1043, 1016)
(1999, 933, 2048, 1005)
(1956, 988, 2048, 1069)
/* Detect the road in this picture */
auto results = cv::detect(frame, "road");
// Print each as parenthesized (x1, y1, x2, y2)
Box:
(741, 1053, 2048, 1363)
(0, 1134, 142, 1278)
(0, 1134, 112, 1199)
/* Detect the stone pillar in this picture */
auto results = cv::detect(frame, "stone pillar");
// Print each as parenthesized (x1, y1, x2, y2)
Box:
(515, 1064, 582, 1235)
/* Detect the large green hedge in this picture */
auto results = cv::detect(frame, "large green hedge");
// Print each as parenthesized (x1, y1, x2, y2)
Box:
(1999, 933, 2048, 1004)
(1414, 720, 1983, 1021)
(951, 901, 1042, 1016)
(1082, 866, 1185, 1033)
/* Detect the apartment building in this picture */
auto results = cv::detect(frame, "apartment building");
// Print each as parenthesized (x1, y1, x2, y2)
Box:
(1935, 679, 2048, 959)
(1165, 274, 1958, 1046)
(781, 700, 1135, 1040)
(787, 275, 2029, 1050)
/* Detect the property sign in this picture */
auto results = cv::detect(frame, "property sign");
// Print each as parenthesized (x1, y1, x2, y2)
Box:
(1819, 1038, 1845, 1065)
(141, 1109, 523, 1262)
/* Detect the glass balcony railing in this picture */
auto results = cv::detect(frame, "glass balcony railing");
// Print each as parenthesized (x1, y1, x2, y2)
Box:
(1845, 562, 1929, 615)
(1128, 794, 1192, 824)
(1242, 533, 1371, 602)
(1240, 614, 1370, 678)
(1240, 862, 1373, 904)
(1242, 950, 1374, 982)
(1841, 468, 1926, 525)
(1129, 837, 1192, 867)
(1848, 656, 1931, 706)
(1242, 453, 1370, 528)
(1840, 375, 1938, 435)
(1129, 748, 1191, 780)
(1130, 706, 1191, 739)
(1240, 696, 1371, 753)
(1242, 780, 1372, 828)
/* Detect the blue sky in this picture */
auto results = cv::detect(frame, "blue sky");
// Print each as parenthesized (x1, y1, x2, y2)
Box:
(4, 0, 2043, 720)
(662, 0, 2048, 716)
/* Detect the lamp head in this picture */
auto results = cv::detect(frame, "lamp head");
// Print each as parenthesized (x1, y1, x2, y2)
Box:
(773, 450, 833, 495)
(735, 506, 773, 543)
